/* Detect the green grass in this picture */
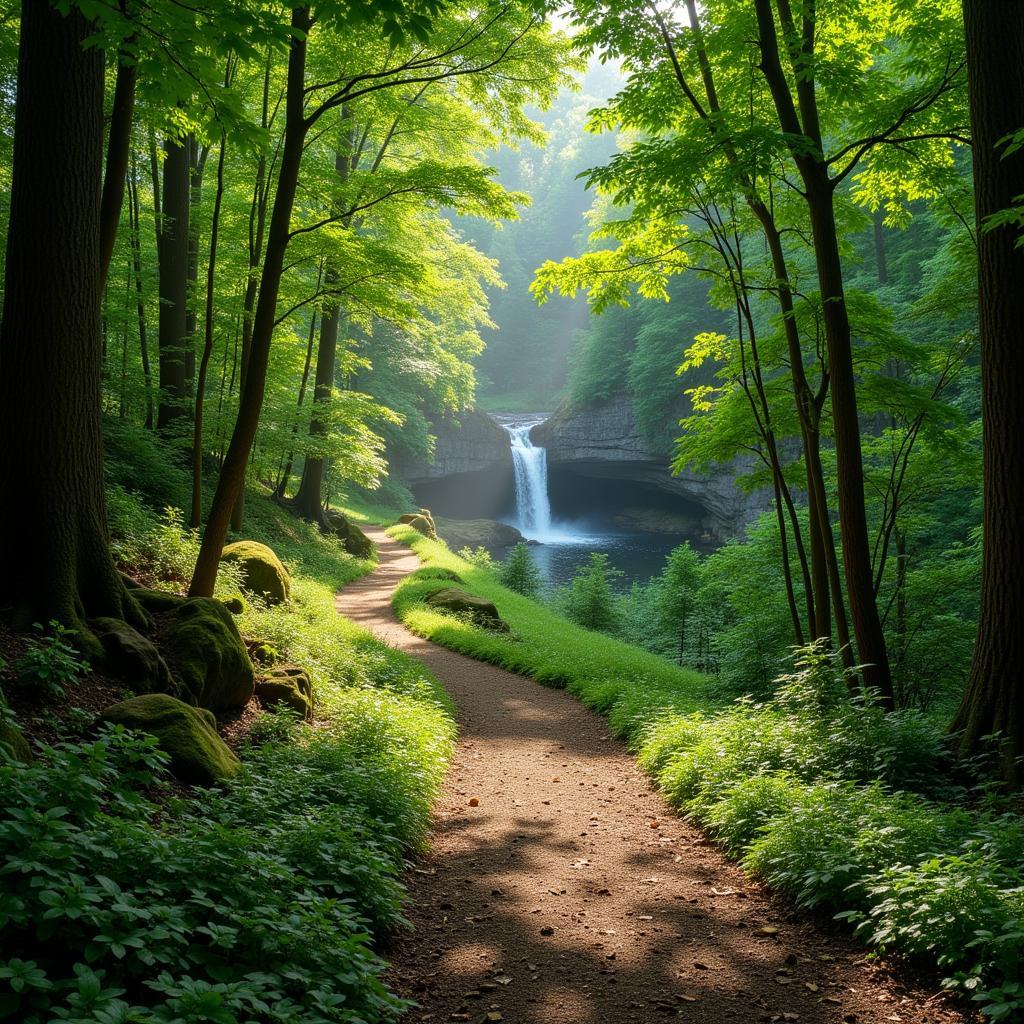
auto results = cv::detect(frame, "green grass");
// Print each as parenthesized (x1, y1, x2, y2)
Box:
(388, 525, 721, 742)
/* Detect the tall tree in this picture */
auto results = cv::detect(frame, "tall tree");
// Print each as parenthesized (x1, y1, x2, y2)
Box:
(156, 133, 191, 430)
(0, 0, 141, 648)
(950, 0, 1024, 784)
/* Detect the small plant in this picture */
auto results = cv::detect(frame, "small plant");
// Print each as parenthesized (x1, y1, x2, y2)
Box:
(561, 552, 622, 632)
(499, 542, 543, 597)
(247, 705, 304, 746)
(14, 621, 87, 697)
(457, 545, 497, 572)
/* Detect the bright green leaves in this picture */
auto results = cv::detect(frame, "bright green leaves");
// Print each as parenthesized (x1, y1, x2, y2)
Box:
(532, 216, 690, 312)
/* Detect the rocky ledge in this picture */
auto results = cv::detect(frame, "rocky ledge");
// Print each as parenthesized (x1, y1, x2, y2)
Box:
(392, 409, 510, 482)
(533, 395, 766, 540)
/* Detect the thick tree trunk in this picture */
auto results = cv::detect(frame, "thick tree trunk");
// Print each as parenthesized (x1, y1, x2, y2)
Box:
(156, 134, 190, 430)
(951, 0, 1024, 785)
(0, 0, 141, 649)
(189, 8, 312, 597)
(99, 56, 136, 291)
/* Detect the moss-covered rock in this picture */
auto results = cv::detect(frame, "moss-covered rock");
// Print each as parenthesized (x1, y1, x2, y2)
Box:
(0, 717, 32, 763)
(247, 638, 280, 667)
(221, 595, 247, 616)
(398, 509, 437, 541)
(425, 587, 508, 632)
(130, 587, 187, 613)
(92, 616, 178, 696)
(325, 510, 374, 559)
(255, 664, 313, 721)
(100, 694, 239, 785)
(166, 597, 255, 710)
(220, 540, 290, 604)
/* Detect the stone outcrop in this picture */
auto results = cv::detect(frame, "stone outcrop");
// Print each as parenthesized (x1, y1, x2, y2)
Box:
(255, 664, 313, 721)
(425, 587, 509, 632)
(435, 517, 525, 552)
(392, 409, 510, 481)
(533, 396, 765, 540)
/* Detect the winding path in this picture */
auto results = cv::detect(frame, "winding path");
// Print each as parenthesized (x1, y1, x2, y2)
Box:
(335, 527, 970, 1024)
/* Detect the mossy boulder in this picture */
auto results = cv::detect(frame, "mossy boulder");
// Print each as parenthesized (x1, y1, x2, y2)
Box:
(166, 597, 255, 710)
(221, 595, 247, 616)
(220, 540, 290, 605)
(325, 510, 374, 559)
(92, 616, 177, 696)
(129, 587, 187, 613)
(99, 694, 239, 785)
(398, 508, 437, 541)
(425, 587, 508, 632)
(0, 718, 32, 763)
(255, 664, 313, 721)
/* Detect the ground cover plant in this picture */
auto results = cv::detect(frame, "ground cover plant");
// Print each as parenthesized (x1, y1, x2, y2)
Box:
(390, 528, 1024, 1020)
(0, 466, 455, 1023)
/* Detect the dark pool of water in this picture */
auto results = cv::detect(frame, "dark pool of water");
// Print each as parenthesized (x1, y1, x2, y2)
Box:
(520, 528, 685, 591)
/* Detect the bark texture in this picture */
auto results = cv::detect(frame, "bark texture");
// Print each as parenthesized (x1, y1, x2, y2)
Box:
(951, 0, 1024, 784)
(0, 0, 140, 645)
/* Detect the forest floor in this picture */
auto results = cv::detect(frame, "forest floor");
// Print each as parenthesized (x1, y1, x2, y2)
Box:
(335, 528, 973, 1024)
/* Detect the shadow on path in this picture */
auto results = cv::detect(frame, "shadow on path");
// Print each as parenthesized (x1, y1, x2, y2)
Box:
(335, 527, 971, 1024)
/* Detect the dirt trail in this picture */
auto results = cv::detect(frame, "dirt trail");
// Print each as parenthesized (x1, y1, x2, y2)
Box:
(335, 528, 969, 1024)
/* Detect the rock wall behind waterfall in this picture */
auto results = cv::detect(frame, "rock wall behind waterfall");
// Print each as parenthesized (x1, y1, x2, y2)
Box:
(533, 396, 767, 540)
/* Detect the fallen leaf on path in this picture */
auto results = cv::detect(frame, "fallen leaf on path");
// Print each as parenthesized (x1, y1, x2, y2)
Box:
(756, 925, 780, 936)
(468, 797, 480, 807)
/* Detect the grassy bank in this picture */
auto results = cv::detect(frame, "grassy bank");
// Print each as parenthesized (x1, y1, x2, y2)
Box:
(0, 431, 455, 1023)
(388, 525, 723, 737)
(390, 526, 1024, 1020)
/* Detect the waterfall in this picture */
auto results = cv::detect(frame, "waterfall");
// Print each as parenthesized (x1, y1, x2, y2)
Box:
(500, 416, 553, 541)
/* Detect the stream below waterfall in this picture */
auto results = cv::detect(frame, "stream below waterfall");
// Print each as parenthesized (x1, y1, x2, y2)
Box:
(493, 413, 694, 590)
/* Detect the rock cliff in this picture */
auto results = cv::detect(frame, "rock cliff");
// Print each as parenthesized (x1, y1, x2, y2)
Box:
(533, 395, 764, 539)
(392, 409, 510, 482)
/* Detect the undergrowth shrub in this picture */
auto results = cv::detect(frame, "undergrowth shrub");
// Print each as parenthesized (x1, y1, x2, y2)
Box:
(0, 728, 404, 1023)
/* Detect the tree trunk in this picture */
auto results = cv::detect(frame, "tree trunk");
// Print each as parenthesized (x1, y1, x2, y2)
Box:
(189, 7, 311, 597)
(127, 160, 154, 430)
(276, 308, 319, 498)
(292, 298, 339, 525)
(753, 0, 893, 700)
(156, 134, 190, 430)
(191, 135, 227, 527)
(99, 55, 136, 291)
(950, 0, 1024, 785)
(0, 0, 142, 650)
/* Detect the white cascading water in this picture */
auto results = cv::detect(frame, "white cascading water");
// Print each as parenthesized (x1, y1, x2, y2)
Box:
(501, 417, 554, 540)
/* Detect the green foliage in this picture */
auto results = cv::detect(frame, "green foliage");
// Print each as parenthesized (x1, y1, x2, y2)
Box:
(0, 728, 403, 1023)
(13, 622, 87, 697)
(456, 546, 497, 573)
(558, 552, 622, 632)
(498, 542, 542, 598)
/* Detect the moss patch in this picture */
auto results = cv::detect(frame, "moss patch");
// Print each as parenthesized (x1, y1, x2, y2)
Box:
(221, 540, 291, 604)
(100, 694, 239, 785)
